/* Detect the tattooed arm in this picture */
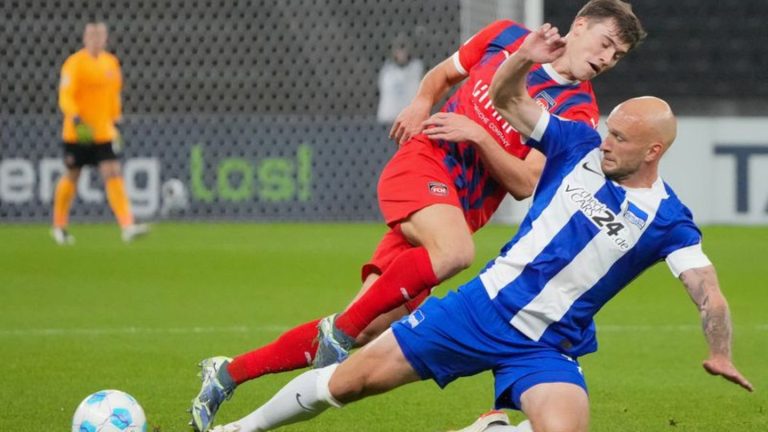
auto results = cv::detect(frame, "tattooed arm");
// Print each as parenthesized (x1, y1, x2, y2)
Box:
(679, 265, 753, 391)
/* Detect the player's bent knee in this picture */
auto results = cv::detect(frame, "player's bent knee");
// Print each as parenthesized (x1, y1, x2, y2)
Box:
(521, 383, 589, 432)
(327, 370, 367, 403)
(436, 241, 475, 275)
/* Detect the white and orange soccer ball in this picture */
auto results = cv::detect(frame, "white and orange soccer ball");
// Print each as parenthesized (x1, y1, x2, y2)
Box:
(72, 390, 147, 432)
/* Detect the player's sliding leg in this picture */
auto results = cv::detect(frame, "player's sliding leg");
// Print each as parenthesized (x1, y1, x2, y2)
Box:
(190, 274, 397, 431)
(99, 160, 149, 243)
(51, 168, 80, 245)
(190, 271, 401, 431)
(211, 330, 420, 432)
(315, 203, 473, 366)
(190, 318, 321, 432)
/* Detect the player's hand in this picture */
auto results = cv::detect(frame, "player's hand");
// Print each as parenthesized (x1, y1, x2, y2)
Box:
(389, 97, 432, 146)
(73, 116, 94, 144)
(422, 112, 487, 144)
(703, 356, 753, 392)
(112, 127, 124, 154)
(518, 23, 566, 64)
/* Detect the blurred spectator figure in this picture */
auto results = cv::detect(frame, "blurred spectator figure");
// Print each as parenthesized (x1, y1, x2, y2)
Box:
(52, 21, 149, 245)
(376, 33, 424, 123)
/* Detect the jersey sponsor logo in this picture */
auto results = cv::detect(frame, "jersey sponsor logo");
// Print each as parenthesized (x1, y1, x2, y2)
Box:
(564, 184, 629, 250)
(428, 181, 449, 196)
(471, 79, 517, 139)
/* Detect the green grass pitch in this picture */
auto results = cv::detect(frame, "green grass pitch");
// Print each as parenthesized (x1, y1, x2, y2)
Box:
(0, 223, 766, 431)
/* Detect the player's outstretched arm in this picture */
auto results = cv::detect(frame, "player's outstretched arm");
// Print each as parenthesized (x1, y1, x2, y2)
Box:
(389, 57, 466, 146)
(422, 112, 541, 199)
(679, 265, 754, 392)
(490, 23, 565, 137)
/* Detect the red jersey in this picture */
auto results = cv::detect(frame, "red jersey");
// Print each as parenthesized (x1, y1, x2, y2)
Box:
(432, 20, 599, 230)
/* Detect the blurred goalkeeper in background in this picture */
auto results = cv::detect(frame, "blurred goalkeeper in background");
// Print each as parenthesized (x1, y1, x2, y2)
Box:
(52, 21, 148, 245)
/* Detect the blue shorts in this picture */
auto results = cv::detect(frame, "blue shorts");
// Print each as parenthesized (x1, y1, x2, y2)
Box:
(391, 279, 587, 410)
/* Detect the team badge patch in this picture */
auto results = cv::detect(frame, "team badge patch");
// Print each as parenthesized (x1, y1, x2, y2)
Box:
(406, 310, 425, 328)
(428, 181, 449, 196)
(624, 202, 648, 229)
(535, 91, 556, 110)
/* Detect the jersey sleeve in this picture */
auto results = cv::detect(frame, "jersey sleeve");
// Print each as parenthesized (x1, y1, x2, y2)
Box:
(556, 96, 599, 129)
(58, 57, 78, 118)
(526, 111, 598, 159)
(111, 56, 123, 121)
(453, 20, 528, 75)
(661, 211, 710, 277)
(666, 243, 712, 277)
(551, 83, 600, 129)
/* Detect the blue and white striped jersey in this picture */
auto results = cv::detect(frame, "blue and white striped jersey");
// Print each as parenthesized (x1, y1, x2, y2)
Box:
(478, 112, 711, 357)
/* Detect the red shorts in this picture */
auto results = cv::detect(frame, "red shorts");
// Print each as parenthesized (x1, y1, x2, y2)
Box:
(376, 136, 460, 227)
(362, 136, 465, 312)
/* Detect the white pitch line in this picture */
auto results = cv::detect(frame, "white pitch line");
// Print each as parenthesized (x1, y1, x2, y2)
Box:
(0, 323, 763, 338)
(598, 324, 766, 332)
(0, 325, 289, 337)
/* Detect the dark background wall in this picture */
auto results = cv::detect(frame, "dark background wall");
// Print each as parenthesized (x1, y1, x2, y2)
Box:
(1, 0, 766, 222)
(0, 0, 460, 117)
(545, 0, 768, 115)
(2, 0, 766, 118)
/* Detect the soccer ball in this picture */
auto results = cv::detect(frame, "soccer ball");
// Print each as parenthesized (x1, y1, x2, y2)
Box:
(72, 390, 147, 432)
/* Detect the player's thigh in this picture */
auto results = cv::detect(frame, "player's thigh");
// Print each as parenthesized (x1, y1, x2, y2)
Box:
(98, 159, 122, 179)
(520, 382, 590, 432)
(328, 329, 420, 402)
(62, 166, 82, 182)
(353, 305, 410, 346)
(401, 203, 472, 250)
(400, 203, 474, 277)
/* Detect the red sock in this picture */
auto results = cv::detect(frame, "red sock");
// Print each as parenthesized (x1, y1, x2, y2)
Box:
(226, 319, 320, 384)
(335, 246, 438, 338)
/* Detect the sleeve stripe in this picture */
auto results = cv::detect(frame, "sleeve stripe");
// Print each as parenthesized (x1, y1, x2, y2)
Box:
(666, 243, 712, 278)
(529, 110, 551, 142)
(451, 51, 468, 76)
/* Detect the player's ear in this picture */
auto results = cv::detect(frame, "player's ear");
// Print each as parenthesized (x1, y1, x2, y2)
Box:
(571, 16, 589, 35)
(645, 141, 664, 162)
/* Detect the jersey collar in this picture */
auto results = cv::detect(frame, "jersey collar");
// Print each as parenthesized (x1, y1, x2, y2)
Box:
(542, 63, 579, 86)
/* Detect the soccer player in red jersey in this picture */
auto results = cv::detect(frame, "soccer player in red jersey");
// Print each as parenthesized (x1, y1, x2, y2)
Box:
(191, 2, 646, 430)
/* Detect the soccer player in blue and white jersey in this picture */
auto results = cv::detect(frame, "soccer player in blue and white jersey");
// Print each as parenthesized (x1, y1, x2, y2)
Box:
(207, 24, 752, 432)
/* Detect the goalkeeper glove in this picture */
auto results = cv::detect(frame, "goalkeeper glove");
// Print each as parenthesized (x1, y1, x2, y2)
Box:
(73, 116, 93, 144)
(112, 127, 124, 154)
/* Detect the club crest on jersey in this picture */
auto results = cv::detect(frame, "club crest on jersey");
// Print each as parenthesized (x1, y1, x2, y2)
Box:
(623, 202, 648, 229)
(535, 91, 557, 110)
(428, 181, 449, 196)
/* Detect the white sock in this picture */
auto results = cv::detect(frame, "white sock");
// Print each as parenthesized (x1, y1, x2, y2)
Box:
(486, 420, 533, 431)
(226, 364, 342, 432)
